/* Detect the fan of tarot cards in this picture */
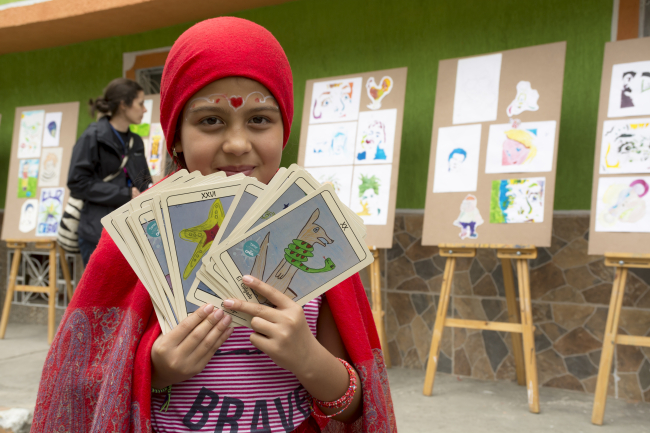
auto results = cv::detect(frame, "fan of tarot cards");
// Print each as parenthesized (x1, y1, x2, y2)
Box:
(102, 165, 373, 333)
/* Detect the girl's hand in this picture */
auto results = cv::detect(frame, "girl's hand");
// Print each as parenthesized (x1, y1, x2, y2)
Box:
(151, 304, 233, 389)
(223, 275, 322, 378)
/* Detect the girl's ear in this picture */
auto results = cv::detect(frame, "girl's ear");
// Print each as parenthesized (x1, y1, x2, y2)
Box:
(174, 141, 183, 153)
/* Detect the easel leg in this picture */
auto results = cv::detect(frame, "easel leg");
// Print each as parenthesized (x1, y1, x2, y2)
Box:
(370, 249, 390, 367)
(423, 257, 456, 396)
(48, 246, 57, 345)
(502, 258, 526, 386)
(0, 248, 22, 339)
(591, 267, 627, 425)
(516, 259, 540, 413)
(57, 244, 74, 301)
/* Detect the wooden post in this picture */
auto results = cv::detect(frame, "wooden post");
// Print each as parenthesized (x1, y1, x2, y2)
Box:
(0, 240, 74, 344)
(57, 244, 74, 301)
(423, 245, 540, 414)
(369, 247, 390, 367)
(501, 257, 526, 386)
(591, 253, 650, 426)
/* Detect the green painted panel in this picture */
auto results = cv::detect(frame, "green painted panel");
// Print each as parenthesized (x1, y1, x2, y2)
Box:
(0, 0, 612, 209)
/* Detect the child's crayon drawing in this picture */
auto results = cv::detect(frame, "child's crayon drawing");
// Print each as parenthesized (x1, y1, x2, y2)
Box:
(309, 77, 362, 124)
(433, 124, 481, 193)
(485, 120, 556, 174)
(354, 109, 397, 164)
(453, 194, 484, 240)
(350, 165, 391, 225)
(506, 81, 540, 117)
(366, 76, 393, 110)
(18, 159, 39, 198)
(490, 177, 545, 224)
(608, 61, 650, 118)
(304, 122, 357, 167)
(600, 118, 650, 174)
(36, 187, 65, 236)
(595, 176, 650, 233)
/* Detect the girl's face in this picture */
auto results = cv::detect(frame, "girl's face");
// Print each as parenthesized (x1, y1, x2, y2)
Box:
(176, 77, 283, 184)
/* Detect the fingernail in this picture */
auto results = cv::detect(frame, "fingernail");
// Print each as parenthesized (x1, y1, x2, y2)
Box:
(242, 275, 253, 284)
(222, 314, 232, 325)
(213, 308, 224, 321)
(223, 300, 235, 308)
(203, 304, 214, 313)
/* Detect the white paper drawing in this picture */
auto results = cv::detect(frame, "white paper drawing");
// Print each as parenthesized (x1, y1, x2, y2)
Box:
(453, 194, 484, 239)
(142, 99, 153, 125)
(506, 81, 540, 117)
(595, 176, 650, 233)
(309, 77, 363, 124)
(433, 124, 482, 193)
(607, 61, 650, 118)
(36, 187, 65, 237)
(304, 122, 357, 167)
(42, 112, 62, 148)
(350, 165, 392, 225)
(366, 76, 393, 110)
(148, 122, 165, 176)
(485, 120, 557, 174)
(599, 118, 650, 174)
(17, 110, 45, 159)
(354, 109, 397, 164)
(490, 177, 546, 224)
(453, 53, 502, 125)
(38, 147, 63, 187)
(306, 166, 354, 207)
(19, 199, 38, 233)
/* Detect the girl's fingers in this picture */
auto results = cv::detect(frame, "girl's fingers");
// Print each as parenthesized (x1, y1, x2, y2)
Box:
(179, 307, 226, 353)
(166, 304, 215, 346)
(249, 331, 273, 354)
(224, 297, 281, 322)
(198, 325, 235, 366)
(190, 313, 233, 363)
(250, 316, 275, 337)
(241, 275, 293, 309)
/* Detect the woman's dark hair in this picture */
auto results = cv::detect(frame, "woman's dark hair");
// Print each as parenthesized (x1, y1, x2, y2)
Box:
(89, 78, 144, 117)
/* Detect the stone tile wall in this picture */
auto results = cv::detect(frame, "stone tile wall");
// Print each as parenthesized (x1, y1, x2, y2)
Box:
(374, 211, 650, 403)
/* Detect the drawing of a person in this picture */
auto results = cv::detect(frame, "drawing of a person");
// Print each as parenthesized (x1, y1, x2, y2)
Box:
(42, 152, 59, 181)
(356, 174, 380, 217)
(312, 82, 354, 120)
(600, 179, 648, 226)
(19, 203, 36, 232)
(357, 120, 387, 161)
(603, 124, 650, 169)
(453, 194, 483, 239)
(330, 131, 347, 155)
(621, 71, 636, 108)
(20, 162, 29, 193)
(502, 128, 537, 166)
(448, 148, 467, 172)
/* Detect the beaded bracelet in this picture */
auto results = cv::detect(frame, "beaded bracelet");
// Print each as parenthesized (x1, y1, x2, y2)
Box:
(310, 358, 357, 419)
(152, 384, 172, 412)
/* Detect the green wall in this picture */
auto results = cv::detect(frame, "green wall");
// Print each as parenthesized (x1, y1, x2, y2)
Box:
(0, 0, 612, 210)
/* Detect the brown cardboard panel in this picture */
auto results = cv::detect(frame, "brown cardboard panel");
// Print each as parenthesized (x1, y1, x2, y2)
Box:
(297, 67, 408, 249)
(423, 42, 567, 248)
(588, 37, 650, 256)
(2, 102, 80, 241)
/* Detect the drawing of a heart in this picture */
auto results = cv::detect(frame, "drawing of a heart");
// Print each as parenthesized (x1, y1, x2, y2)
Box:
(228, 96, 244, 110)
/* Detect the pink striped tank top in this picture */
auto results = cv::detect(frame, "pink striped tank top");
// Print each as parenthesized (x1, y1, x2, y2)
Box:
(151, 296, 322, 433)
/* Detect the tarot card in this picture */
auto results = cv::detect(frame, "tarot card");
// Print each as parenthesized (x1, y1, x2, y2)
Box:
(128, 206, 180, 325)
(187, 272, 252, 327)
(213, 178, 267, 247)
(129, 169, 205, 213)
(159, 177, 244, 318)
(118, 211, 179, 327)
(213, 184, 373, 306)
(101, 205, 170, 332)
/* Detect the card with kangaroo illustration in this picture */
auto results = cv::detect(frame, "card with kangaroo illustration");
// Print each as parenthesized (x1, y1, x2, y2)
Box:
(158, 177, 245, 318)
(213, 184, 373, 307)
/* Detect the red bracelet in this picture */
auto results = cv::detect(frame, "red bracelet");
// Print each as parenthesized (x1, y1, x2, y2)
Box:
(310, 358, 357, 419)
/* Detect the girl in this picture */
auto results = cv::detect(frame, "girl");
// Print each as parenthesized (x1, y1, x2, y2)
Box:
(67, 78, 152, 265)
(33, 17, 395, 433)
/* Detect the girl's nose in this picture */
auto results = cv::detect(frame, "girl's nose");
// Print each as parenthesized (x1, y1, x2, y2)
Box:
(222, 128, 252, 156)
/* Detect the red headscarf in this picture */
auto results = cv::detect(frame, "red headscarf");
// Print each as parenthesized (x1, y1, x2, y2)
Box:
(33, 17, 395, 433)
(160, 17, 294, 151)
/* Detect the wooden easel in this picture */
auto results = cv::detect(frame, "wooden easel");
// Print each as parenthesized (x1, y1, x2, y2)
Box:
(591, 253, 650, 425)
(422, 244, 540, 413)
(0, 239, 74, 344)
(369, 247, 390, 368)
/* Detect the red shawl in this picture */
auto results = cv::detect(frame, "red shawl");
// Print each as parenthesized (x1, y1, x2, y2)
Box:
(32, 229, 396, 432)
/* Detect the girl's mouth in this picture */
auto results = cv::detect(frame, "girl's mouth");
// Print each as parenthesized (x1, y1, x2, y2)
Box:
(218, 165, 256, 176)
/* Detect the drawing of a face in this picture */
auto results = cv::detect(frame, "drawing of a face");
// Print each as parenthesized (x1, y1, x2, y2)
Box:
(448, 148, 467, 172)
(502, 129, 536, 166)
(19, 203, 36, 232)
(460, 195, 477, 213)
(614, 133, 650, 163)
(601, 179, 648, 225)
(357, 174, 381, 217)
(42, 153, 58, 180)
(502, 179, 544, 222)
(358, 121, 387, 161)
(312, 82, 354, 120)
(331, 131, 347, 155)
(603, 122, 650, 170)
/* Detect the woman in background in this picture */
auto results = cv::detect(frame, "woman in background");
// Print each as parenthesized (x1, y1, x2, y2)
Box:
(68, 78, 152, 266)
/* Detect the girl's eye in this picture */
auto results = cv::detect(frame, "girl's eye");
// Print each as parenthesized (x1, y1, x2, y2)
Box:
(201, 117, 222, 125)
(250, 116, 269, 125)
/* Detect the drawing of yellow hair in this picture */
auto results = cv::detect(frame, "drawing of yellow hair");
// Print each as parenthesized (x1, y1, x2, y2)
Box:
(505, 129, 537, 163)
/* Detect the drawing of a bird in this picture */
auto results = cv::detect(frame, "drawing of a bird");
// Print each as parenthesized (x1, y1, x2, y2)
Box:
(366, 76, 394, 109)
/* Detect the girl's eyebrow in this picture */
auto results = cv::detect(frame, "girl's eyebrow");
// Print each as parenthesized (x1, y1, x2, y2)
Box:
(247, 105, 280, 113)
